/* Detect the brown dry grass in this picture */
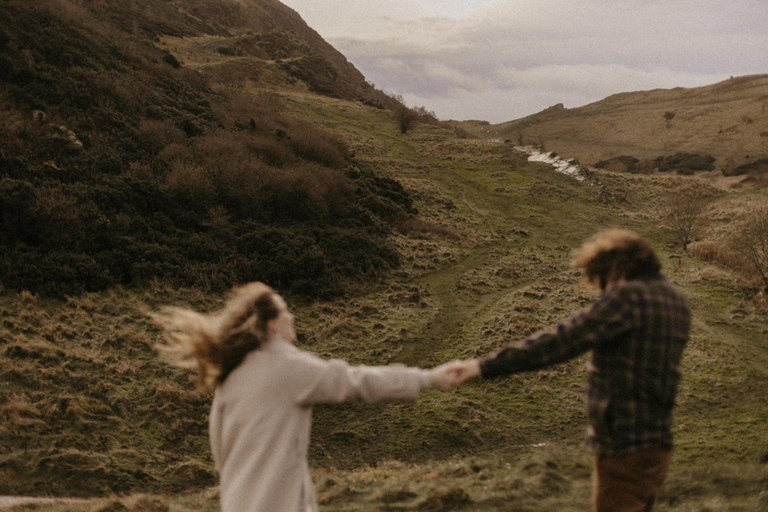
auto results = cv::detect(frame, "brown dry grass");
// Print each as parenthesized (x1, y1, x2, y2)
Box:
(688, 241, 752, 275)
(475, 75, 768, 169)
(393, 217, 472, 242)
(3, 11, 768, 504)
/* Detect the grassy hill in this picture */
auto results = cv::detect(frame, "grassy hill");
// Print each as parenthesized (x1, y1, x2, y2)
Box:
(2, 1, 768, 511)
(470, 74, 768, 172)
(0, 0, 408, 299)
(4, 91, 768, 509)
(4, 90, 768, 509)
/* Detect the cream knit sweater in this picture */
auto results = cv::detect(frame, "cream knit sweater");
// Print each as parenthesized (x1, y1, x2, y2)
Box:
(208, 336, 432, 512)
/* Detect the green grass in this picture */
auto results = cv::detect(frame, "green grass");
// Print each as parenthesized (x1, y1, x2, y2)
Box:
(3, 54, 768, 512)
(12, 453, 768, 512)
(3, 0, 766, 509)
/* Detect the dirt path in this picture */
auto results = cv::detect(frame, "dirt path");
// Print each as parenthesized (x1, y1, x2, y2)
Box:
(394, 243, 506, 364)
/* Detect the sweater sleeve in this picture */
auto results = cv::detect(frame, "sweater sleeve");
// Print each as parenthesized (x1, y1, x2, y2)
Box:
(480, 285, 636, 378)
(289, 350, 432, 406)
(208, 390, 225, 473)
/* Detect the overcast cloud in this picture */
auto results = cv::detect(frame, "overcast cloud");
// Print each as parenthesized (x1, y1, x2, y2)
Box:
(279, 0, 767, 123)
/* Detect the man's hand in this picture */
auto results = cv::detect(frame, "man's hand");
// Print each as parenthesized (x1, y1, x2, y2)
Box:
(451, 359, 481, 385)
(428, 359, 482, 390)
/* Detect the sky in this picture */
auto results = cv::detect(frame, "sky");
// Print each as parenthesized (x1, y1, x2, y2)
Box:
(278, 0, 767, 124)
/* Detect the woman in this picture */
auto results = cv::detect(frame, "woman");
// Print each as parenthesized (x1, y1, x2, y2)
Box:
(153, 281, 459, 512)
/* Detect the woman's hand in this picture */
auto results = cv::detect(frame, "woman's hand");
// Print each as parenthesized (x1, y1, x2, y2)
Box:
(450, 359, 481, 385)
(428, 359, 482, 390)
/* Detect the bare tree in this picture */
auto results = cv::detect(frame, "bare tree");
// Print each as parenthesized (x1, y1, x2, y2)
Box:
(385, 93, 420, 134)
(664, 188, 710, 251)
(733, 206, 768, 292)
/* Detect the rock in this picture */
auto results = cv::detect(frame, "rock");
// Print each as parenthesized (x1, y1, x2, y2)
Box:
(50, 125, 83, 149)
(32, 110, 47, 124)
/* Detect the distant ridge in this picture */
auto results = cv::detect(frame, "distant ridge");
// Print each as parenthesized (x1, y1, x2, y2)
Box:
(473, 74, 768, 169)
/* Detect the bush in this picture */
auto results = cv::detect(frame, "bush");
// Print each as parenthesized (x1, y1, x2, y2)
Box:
(594, 155, 639, 173)
(277, 55, 341, 97)
(163, 53, 181, 68)
(0, 146, 410, 299)
(732, 207, 768, 292)
(394, 104, 418, 134)
(0, 247, 112, 296)
(689, 241, 750, 273)
(136, 119, 184, 154)
(724, 158, 768, 177)
(0, 1, 417, 300)
(663, 187, 711, 251)
(655, 153, 715, 174)
(348, 169, 415, 222)
(284, 119, 349, 169)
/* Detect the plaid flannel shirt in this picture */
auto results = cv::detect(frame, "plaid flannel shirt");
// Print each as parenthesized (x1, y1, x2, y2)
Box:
(480, 276, 691, 455)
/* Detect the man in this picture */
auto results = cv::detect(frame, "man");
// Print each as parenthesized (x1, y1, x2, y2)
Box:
(451, 229, 691, 512)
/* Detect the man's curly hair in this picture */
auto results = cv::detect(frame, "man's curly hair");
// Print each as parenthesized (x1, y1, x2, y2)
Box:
(572, 229, 661, 291)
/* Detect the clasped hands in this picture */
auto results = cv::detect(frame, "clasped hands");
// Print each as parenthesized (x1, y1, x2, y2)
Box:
(428, 359, 481, 391)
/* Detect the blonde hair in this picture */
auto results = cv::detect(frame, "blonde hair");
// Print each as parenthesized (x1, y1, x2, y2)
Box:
(152, 282, 279, 392)
(572, 229, 661, 291)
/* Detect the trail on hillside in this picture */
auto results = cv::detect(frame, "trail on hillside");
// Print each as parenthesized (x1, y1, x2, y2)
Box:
(395, 242, 513, 366)
(389, 152, 573, 367)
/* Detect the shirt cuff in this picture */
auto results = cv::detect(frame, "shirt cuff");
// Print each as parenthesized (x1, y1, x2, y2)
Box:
(479, 356, 507, 378)
(419, 369, 432, 390)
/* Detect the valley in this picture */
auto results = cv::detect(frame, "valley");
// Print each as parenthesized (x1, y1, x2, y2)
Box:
(1, 1, 768, 510)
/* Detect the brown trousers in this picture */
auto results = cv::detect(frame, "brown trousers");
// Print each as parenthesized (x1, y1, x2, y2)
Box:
(593, 449, 672, 512)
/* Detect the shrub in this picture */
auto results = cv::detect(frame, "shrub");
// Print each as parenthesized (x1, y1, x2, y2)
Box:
(216, 91, 284, 133)
(277, 55, 341, 97)
(162, 53, 180, 68)
(413, 106, 439, 125)
(688, 241, 750, 273)
(0, 247, 112, 296)
(284, 119, 349, 169)
(316, 226, 400, 278)
(453, 127, 478, 140)
(725, 158, 768, 178)
(163, 161, 216, 204)
(348, 169, 415, 223)
(0, 2, 419, 300)
(663, 187, 711, 251)
(248, 135, 294, 167)
(136, 119, 184, 154)
(29, 186, 83, 249)
(655, 153, 715, 174)
(636, 159, 655, 174)
(594, 155, 639, 173)
(394, 104, 418, 134)
(257, 162, 349, 223)
(732, 206, 768, 292)
(0, 178, 36, 244)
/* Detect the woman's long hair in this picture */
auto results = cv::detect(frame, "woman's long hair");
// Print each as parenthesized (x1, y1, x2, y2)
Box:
(152, 282, 279, 392)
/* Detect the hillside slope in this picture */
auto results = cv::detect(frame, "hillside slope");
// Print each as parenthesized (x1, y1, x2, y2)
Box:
(157, 0, 386, 102)
(3, 89, 768, 510)
(2, 1, 768, 509)
(474, 74, 768, 169)
(0, 0, 405, 298)
(39, 0, 381, 102)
